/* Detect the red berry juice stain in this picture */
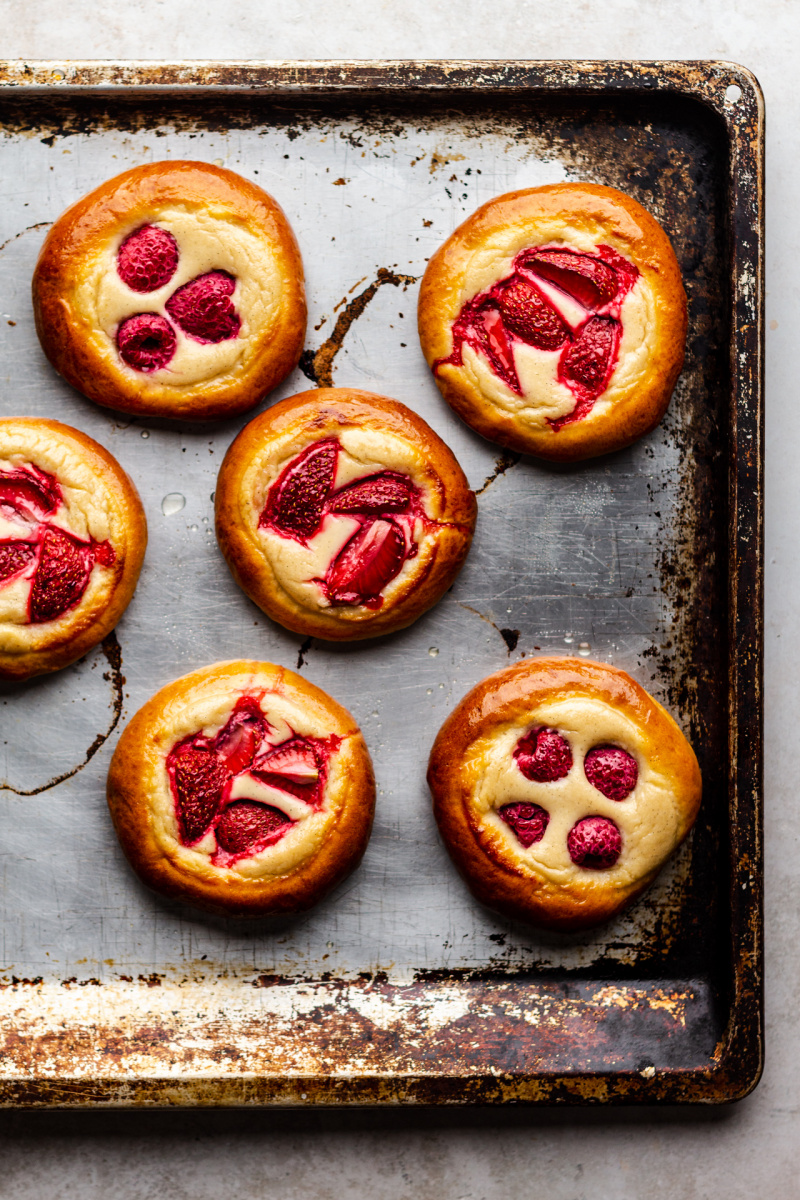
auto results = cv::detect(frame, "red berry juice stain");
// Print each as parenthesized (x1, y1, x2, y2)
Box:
(584, 745, 638, 801)
(567, 816, 622, 869)
(433, 243, 639, 428)
(514, 727, 572, 783)
(499, 802, 550, 847)
(117, 225, 179, 293)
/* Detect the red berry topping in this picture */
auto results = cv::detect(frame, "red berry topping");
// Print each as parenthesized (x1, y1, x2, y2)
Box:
(496, 276, 569, 349)
(0, 467, 60, 519)
(522, 248, 620, 309)
(330, 472, 412, 515)
(165, 270, 241, 344)
(326, 518, 406, 607)
(213, 697, 269, 775)
(215, 801, 293, 856)
(117, 224, 179, 293)
(0, 540, 36, 584)
(254, 738, 320, 786)
(560, 315, 619, 392)
(117, 313, 177, 372)
(584, 746, 638, 801)
(170, 745, 231, 845)
(567, 816, 622, 869)
(260, 439, 339, 541)
(514, 727, 572, 783)
(499, 802, 550, 847)
(28, 526, 94, 623)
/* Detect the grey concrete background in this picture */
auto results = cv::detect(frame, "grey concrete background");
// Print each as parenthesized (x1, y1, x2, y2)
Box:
(0, 0, 795, 1196)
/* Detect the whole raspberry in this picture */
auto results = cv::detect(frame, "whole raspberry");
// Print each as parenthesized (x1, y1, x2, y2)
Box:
(584, 746, 638, 801)
(499, 802, 549, 847)
(514, 727, 572, 782)
(117, 313, 177, 372)
(117, 225, 179, 293)
(165, 270, 241, 344)
(567, 817, 622, 869)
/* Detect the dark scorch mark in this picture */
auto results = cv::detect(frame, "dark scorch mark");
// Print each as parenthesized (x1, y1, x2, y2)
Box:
(1, 632, 125, 796)
(476, 450, 522, 496)
(0, 221, 53, 256)
(299, 267, 418, 388)
(457, 602, 520, 657)
(296, 637, 314, 670)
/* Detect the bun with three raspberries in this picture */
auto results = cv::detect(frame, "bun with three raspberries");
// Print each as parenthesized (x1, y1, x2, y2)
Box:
(215, 388, 477, 640)
(0, 417, 147, 680)
(107, 660, 375, 917)
(427, 657, 701, 930)
(33, 161, 306, 420)
(418, 183, 687, 461)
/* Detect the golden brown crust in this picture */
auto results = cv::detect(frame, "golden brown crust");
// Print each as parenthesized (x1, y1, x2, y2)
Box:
(33, 161, 307, 420)
(107, 660, 376, 917)
(418, 183, 687, 462)
(0, 417, 147, 681)
(427, 657, 702, 930)
(215, 387, 477, 640)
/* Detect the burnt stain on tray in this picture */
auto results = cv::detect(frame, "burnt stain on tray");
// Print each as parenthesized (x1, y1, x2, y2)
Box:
(0, 62, 762, 1106)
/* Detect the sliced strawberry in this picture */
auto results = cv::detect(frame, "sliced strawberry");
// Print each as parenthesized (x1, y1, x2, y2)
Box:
(0, 540, 36, 584)
(0, 467, 60, 519)
(260, 439, 339, 541)
(215, 801, 293, 856)
(496, 276, 569, 349)
(326, 519, 406, 607)
(28, 527, 93, 623)
(253, 738, 320, 784)
(165, 270, 241, 344)
(560, 316, 619, 392)
(170, 745, 231, 845)
(499, 802, 550, 847)
(117, 224, 179, 293)
(213, 697, 269, 774)
(330, 472, 412, 516)
(522, 249, 620, 309)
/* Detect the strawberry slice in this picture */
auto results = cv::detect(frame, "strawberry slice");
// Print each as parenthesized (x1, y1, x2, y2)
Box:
(215, 801, 293, 856)
(326, 519, 406, 607)
(253, 738, 320, 785)
(330, 472, 412, 516)
(28, 527, 94, 623)
(213, 697, 269, 774)
(523, 249, 620, 309)
(0, 468, 60, 519)
(495, 276, 569, 350)
(0, 540, 36, 585)
(560, 316, 619, 392)
(170, 745, 231, 844)
(260, 439, 339, 541)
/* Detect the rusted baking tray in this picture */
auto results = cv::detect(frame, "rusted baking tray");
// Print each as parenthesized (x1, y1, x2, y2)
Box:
(0, 61, 763, 1106)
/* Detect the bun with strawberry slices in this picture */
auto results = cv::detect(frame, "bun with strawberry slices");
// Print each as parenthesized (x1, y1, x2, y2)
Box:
(418, 183, 687, 461)
(33, 161, 306, 420)
(0, 417, 147, 680)
(107, 661, 375, 916)
(214, 388, 477, 640)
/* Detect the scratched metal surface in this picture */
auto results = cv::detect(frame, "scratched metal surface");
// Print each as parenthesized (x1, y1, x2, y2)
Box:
(0, 62, 763, 1105)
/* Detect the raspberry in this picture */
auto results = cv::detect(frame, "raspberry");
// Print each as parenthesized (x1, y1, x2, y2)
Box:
(117, 225, 179, 293)
(165, 270, 241, 344)
(117, 313, 177, 372)
(584, 746, 638, 801)
(514, 727, 572, 783)
(567, 817, 622, 869)
(499, 802, 549, 847)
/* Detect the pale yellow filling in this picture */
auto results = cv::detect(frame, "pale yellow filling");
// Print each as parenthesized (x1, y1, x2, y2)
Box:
(465, 697, 683, 890)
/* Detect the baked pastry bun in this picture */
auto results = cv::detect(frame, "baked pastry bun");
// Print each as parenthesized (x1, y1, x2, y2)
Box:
(33, 161, 306, 421)
(418, 183, 687, 461)
(0, 417, 147, 681)
(107, 661, 375, 917)
(428, 657, 701, 930)
(215, 388, 477, 640)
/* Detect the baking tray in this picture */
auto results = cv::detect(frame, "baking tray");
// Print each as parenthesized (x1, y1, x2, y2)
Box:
(0, 60, 763, 1106)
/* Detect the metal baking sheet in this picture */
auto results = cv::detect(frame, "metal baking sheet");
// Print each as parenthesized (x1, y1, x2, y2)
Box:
(0, 60, 763, 1106)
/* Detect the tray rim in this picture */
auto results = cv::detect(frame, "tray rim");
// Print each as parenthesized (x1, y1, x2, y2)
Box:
(0, 58, 764, 1108)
